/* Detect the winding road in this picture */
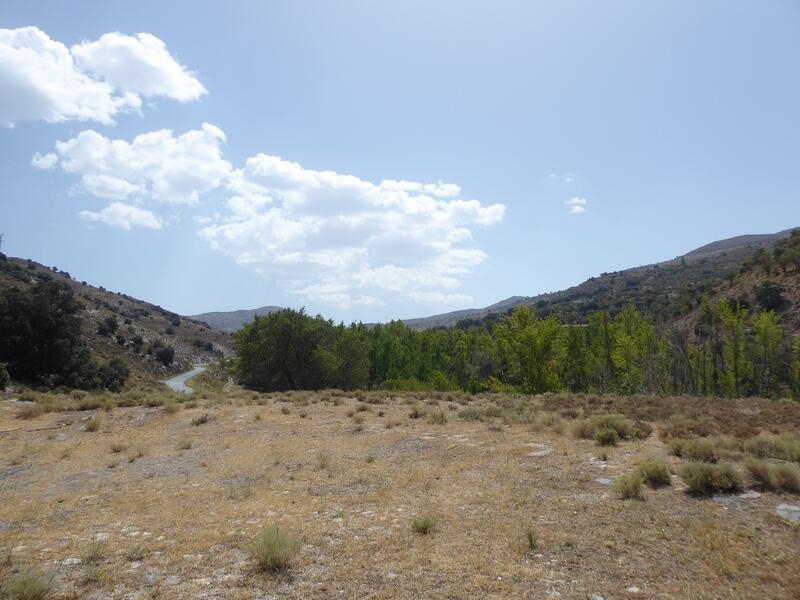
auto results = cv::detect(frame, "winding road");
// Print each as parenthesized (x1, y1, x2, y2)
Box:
(162, 365, 207, 394)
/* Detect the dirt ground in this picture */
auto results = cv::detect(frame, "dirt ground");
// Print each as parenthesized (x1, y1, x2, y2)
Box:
(1, 390, 799, 599)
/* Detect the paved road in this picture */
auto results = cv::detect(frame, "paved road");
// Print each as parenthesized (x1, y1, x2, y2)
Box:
(162, 365, 207, 394)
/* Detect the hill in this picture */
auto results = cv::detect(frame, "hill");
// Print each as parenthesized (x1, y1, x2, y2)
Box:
(404, 227, 798, 330)
(0, 254, 232, 387)
(191, 305, 283, 333)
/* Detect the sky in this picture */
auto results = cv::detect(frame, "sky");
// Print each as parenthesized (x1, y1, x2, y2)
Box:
(1, 1, 798, 323)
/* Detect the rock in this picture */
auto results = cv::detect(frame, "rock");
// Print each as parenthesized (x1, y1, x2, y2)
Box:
(594, 478, 613, 486)
(590, 595, 605, 600)
(145, 572, 160, 585)
(164, 576, 181, 586)
(626, 586, 640, 593)
(776, 503, 800, 523)
(527, 442, 552, 457)
(94, 532, 110, 541)
(63, 557, 81, 565)
(739, 491, 761, 500)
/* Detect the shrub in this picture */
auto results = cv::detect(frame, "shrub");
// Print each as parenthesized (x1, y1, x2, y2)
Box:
(247, 524, 302, 571)
(110, 442, 128, 453)
(429, 409, 447, 425)
(155, 346, 175, 367)
(681, 462, 743, 496)
(84, 416, 101, 432)
(191, 413, 210, 426)
(2, 571, 52, 600)
(595, 428, 619, 447)
(573, 414, 636, 441)
(613, 472, 644, 499)
(748, 458, 800, 493)
(412, 513, 438, 535)
(744, 433, 800, 463)
(744, 457, 773, 489)
(771, 463, 800, 493)
(177, 438, 192, 450)
(525, 526, 538, 552)
(0, 362, 9, 390)
(636, 456, 672, 487)
(668, 436, 739, 463)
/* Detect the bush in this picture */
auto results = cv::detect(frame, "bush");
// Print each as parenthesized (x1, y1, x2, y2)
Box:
(84, 416, 101, 432)
(636, 456, 672, 487)
(771, 463, 800, 493)
(412, 513, 438, 535)
(0, 362, 9, 390)
(595, 428, 619, 446)
(747, 458, 800, 492)
(668, 436, 739, 463)
(680, 462, 743, 496)
(429, 409, 447, 425)
(155, 346, 175, 367)
(573, 414, 636, 441)
(744, 433, 800, 463)
(247, 524, 302, 571)
(614, 472, 644, 499)
(2, 570, 52, 600)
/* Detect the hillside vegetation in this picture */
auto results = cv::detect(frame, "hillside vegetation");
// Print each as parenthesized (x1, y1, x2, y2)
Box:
(0, 254, 231, 388)
(406, 227, 797, 330)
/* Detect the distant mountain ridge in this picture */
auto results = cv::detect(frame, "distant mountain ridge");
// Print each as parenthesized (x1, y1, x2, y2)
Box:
(401, 227, 797, 330)
(191, 227, 797, 334)
(191, 306, 283, 333)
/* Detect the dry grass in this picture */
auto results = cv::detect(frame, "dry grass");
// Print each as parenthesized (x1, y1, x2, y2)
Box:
(1, 389, 799, 598)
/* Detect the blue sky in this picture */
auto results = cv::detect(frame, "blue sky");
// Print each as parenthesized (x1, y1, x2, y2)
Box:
(1, 1, 798, 322)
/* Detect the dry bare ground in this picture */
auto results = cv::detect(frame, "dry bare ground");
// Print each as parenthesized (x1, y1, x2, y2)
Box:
(1, 388, 800, 599)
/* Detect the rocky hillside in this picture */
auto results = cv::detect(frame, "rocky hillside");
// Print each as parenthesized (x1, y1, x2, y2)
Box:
(405, 227, 798, 331)
(0, 255, 232, 386)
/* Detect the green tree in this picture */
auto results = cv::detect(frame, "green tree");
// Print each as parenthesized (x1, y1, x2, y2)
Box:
(718, 300, 752, 397)
(495, 307, 564, 394)
(751, 311, 783, 397)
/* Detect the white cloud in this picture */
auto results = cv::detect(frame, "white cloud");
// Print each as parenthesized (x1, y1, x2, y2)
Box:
(0, 27, 203, 127)
(564, 197, 587, 214)
(200, 153, 505, 308)
(79, 202, 162, 230)
(37, 123, 231, 204)
(71, 32, 206, 102)
(31, 152, 57, 169)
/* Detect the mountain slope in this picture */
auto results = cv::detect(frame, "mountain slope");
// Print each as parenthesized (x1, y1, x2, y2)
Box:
(404, 227, 798, 330)
(191, 306, 283, 333)
(0, 255, 232, 386)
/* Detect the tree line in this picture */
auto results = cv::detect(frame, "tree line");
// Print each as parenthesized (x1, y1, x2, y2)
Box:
(235, 303, 800, 399)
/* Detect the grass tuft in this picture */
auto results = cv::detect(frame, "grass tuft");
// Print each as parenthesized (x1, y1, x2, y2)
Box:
(412, 513, 438, 535)
(613, 472, 644, 499)
(247, 524, 302, 572)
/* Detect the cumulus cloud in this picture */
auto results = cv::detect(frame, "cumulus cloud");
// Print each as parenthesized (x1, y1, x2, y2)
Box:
(564, 197, 587, 214)
(200, 153, 505, 308)
(79, 202, 162, 230)
(71, 32, 206, 102)
(31, 120, 505, 307)
(35, 123, 231, 204)
(0, 27, 204, 127)
(31, 152, 57, 169)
